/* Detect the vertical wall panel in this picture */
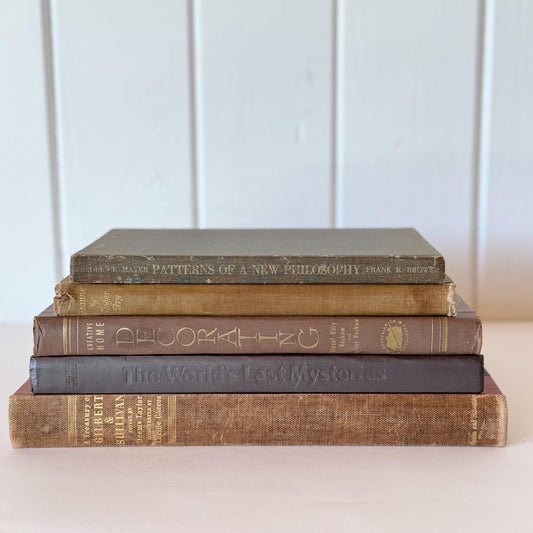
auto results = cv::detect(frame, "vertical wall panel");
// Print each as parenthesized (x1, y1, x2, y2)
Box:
(0, 1, 56, 322)
(478, 0, 533, 318)
(3, 0, 531, 322)
(197, 0, 333, 228)
(52, 0, 193, 268)
(339, 1, 479, 305)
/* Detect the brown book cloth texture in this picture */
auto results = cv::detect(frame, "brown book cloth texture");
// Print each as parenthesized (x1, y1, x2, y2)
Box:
(34, 295, 479, 356)
(54, 277, 456, 316)
(9, 375, 507, 448)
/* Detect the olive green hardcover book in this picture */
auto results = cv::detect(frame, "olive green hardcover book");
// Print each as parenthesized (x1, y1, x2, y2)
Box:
(70, 228, 445, 284)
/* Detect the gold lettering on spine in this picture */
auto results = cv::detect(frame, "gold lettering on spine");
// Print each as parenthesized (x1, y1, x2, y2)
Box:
(67, 396, 77, 446)
(353, 318, 360, 352)
(114, 396, 125, 445)
(218, 328, 238, 347)
(167, 396, 177, 445)
(135, 396, 143, 444)
(154, 396, 163, 444)
(95, 322, 105, 351)
(470, 396, 478, 445)
(93, 396, 104, 444)
(146, 400, 153, 442)
(257, 333, 278, 344)
(176, 327, 195, 347)
(278, 332, 296, 347)
(297, 328, 319, 349)
(198, 328, 217, 344)
(79, 288, 86, 313)
(237, 330, 258, 346)
(83, 397, 91, 445)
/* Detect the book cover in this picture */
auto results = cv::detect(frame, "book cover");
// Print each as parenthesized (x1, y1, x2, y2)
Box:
(29, 354, 484, 394)
(9, 375, 508, 447)
(34, 295, 480, 356)
(70, 228, 445, 284)
(54, 277, 456, 316)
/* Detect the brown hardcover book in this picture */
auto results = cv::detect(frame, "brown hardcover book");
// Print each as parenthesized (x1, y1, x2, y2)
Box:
(9, 375, 507, 447)
(35, 295, 479, 356)
(69, 228, 445, 284)
(54, 277, 456, 316)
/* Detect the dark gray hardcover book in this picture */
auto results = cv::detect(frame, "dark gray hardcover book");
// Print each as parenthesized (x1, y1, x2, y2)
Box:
(30, 354, 484, 394)
(70, 228, 445, 284)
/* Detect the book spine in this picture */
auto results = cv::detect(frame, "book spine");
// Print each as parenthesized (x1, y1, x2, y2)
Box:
(33, 313, 482, 356)
(54, 279, 456, 316)
(71, 254, 445, 284)
(9, 377, 508, 447)
(29, 355, 484, 394)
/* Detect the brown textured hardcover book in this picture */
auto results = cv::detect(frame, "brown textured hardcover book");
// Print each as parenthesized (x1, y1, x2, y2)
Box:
(35, 295, 479, 356)
(69, 228, 445, 284)
(9, 375, 507, 447)
(54, 277, 456, 316)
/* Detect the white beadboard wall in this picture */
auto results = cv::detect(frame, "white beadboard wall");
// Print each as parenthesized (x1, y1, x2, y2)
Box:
(1, 0, 531, 322)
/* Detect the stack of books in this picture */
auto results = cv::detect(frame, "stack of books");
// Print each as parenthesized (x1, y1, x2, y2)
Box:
(9, 228, 507, 447)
